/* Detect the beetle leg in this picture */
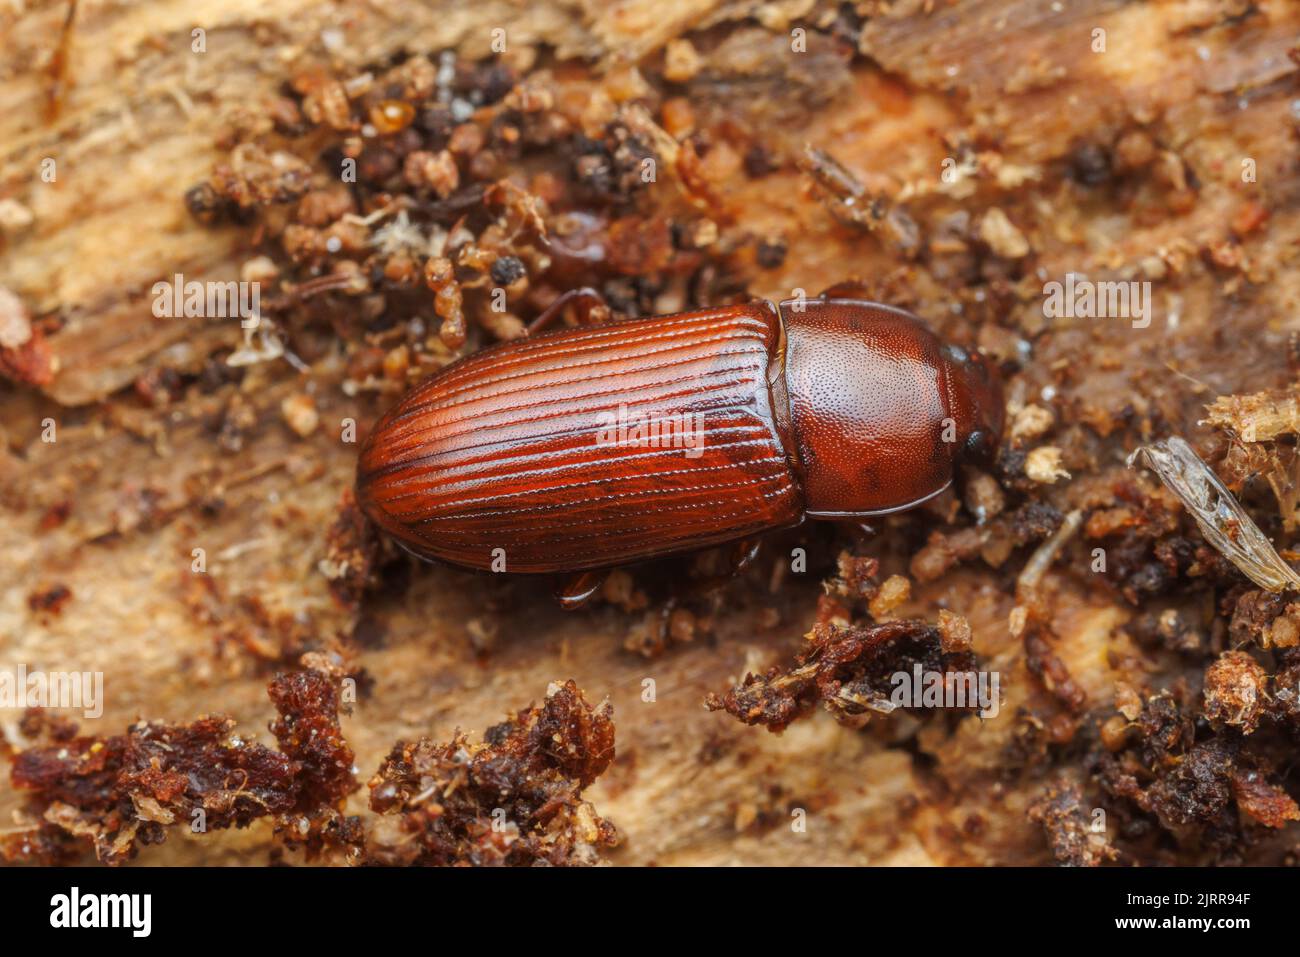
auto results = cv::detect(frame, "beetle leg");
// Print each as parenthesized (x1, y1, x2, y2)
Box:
(527, 287, 611, 335)
(554, 568, 610, 610)
(728, 537, 762, 575)
(817, 281, 875, 300)
(655, 594, 679, 648)
(679, 537, 762, 598)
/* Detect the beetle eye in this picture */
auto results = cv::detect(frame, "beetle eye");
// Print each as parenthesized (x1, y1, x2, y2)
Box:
(962, 429, 995, 463)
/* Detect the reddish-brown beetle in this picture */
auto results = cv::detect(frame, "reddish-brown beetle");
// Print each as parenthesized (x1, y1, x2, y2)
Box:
(357, 289, 1004, 593)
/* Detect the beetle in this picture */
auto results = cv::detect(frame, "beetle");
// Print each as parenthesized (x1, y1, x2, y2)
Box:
(356, 288, 1004, 602)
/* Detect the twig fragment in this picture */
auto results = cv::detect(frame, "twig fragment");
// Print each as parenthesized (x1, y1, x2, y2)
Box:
(1128, 436, 1300, 592)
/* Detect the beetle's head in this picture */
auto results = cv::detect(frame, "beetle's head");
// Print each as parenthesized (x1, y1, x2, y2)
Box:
(941, 343, 1005, 467)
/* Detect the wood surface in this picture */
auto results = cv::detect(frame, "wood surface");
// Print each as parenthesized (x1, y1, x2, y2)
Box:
(3, 0, 1299, 865)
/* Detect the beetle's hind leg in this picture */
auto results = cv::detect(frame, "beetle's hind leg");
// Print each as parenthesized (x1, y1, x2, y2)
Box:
(527, 287, 611, 335)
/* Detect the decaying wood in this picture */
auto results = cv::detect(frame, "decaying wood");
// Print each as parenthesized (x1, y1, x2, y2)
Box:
(3, 0, 1300, 865)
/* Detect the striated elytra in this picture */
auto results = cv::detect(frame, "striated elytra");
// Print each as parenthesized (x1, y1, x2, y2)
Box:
(356, 294, 1004, 575)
